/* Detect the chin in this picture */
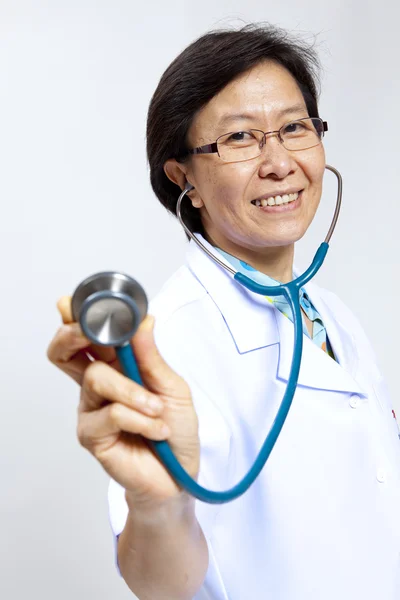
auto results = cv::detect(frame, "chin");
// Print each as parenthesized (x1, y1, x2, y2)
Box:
(254, 227, 308, 248)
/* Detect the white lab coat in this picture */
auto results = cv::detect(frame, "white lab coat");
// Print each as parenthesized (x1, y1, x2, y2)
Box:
(108, 234, 400, 600)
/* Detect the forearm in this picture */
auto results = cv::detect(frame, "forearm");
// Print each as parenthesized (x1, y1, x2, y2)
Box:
(117, 494, 209, 600)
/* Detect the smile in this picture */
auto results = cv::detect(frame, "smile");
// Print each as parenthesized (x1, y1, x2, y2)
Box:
(251, 191, 301, 207)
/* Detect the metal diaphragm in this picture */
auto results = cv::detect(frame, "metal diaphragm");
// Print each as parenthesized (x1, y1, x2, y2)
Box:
(71, 272, 148, 347)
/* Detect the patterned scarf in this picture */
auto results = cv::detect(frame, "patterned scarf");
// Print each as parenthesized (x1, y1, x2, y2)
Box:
(216, 247, 336, 361)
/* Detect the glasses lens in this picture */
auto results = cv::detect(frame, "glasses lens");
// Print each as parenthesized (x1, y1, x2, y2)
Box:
(217, 130, 263, 162)
(281, 118, 324, 151)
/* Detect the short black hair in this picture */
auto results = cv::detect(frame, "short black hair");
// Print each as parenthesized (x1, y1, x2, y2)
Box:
(146, 23, 321, 237)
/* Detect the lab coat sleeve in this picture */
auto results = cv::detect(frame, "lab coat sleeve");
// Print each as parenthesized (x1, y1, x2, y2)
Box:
(107, 477, 126, 576)
(107, 477, 229, 600)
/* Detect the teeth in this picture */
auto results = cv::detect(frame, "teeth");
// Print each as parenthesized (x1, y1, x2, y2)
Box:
(254, 191, 299, 207)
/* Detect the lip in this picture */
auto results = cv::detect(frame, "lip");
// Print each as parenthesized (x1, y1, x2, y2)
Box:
(251, 188, 304, 204)
(252, 190, 303, 213)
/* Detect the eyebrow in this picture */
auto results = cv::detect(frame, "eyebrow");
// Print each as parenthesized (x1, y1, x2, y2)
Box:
(217, 103, 308, 127)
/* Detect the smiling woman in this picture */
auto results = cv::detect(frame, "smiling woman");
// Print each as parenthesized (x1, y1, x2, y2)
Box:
(48, 22, 400, 600)
(164, 61, 326, 277)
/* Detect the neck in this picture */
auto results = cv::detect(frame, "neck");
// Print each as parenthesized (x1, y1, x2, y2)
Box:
(204, 233, 295, 284)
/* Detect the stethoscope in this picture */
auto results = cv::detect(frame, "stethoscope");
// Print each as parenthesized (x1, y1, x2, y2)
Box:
(71, 164, 342, 504)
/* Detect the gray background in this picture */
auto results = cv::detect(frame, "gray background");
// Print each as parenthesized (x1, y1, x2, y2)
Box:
(1, 1, 399, 598)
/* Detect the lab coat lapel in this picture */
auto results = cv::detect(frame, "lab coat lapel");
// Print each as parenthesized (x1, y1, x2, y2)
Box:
(276, 280, 367, 396)
(186, 236, 280, 353)
(187, 236, 367, 397)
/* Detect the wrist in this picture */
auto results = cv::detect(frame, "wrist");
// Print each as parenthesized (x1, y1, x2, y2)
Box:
(125, 491, 196, 526)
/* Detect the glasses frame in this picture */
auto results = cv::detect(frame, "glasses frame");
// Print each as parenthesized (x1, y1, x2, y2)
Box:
(184, 117, 328, 164)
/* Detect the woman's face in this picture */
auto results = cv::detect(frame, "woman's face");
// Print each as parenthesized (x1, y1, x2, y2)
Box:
(169, 60, 326, 258)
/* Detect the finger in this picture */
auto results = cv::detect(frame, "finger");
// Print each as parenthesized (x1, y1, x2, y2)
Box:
(57, 296, 73, 324)
(81, 360, 165, 416)
(47, 323, 93, 384)
(77, 402, 170, 453)
(48, 323, 91, 363)
(131, 315, 191, 399)
(86, 345, 117, 365)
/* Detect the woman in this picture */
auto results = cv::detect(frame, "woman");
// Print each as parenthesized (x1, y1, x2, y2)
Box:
(47, 24, 400, 600)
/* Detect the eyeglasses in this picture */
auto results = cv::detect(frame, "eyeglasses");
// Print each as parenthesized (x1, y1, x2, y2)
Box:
(185, 117, 328, 164)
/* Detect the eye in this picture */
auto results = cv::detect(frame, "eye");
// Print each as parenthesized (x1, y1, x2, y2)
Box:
(227, 131, 255, 142)
(282, 122, 306, 135)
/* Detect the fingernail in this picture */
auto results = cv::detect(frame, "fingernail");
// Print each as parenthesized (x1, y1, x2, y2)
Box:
(140, 315, 155, 333)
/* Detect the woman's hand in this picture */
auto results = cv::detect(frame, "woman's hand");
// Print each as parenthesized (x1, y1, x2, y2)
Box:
(47, 297, 200, 513)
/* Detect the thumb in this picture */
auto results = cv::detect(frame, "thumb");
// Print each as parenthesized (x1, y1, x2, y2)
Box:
(131, 315, 191, 401)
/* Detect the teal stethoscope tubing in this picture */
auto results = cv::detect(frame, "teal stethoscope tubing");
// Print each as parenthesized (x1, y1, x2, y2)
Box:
(116, 243, 328, 504)
(117, 164, 341, 504)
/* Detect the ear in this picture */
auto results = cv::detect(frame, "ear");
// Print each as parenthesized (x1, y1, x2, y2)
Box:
(163, 159, 187, 190)
(163, 159, 204, 208)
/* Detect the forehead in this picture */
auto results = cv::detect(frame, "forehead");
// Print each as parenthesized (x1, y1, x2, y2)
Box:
(189, 60, 306, 141)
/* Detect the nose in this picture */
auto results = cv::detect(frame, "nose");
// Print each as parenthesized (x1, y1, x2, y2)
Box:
(257, 134, 295, 180)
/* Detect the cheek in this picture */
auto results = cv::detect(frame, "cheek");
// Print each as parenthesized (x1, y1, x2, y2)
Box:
(296, 153, 325, 226)
(197, 163, 251, 213)
(300, 151, 325, 199)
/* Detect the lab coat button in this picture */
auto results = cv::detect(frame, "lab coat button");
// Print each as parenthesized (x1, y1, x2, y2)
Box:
(376, 469, 386, 483)
(349, 394, 360, 409)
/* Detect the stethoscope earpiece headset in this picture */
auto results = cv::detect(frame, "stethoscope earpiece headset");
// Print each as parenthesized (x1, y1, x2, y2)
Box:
(72, 165, 342, 504)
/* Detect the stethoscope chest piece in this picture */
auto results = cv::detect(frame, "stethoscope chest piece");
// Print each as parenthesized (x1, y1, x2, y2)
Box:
(71, 271, 148, 347)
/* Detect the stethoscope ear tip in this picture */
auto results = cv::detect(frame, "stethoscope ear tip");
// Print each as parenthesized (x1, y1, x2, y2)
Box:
(184, 182, 194, 192)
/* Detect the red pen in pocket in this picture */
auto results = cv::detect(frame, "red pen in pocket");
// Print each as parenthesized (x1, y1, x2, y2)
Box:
(392, 410, 400, 440)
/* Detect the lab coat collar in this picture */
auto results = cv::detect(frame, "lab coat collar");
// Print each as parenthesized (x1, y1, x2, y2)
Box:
(186, 234, 367, 396)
